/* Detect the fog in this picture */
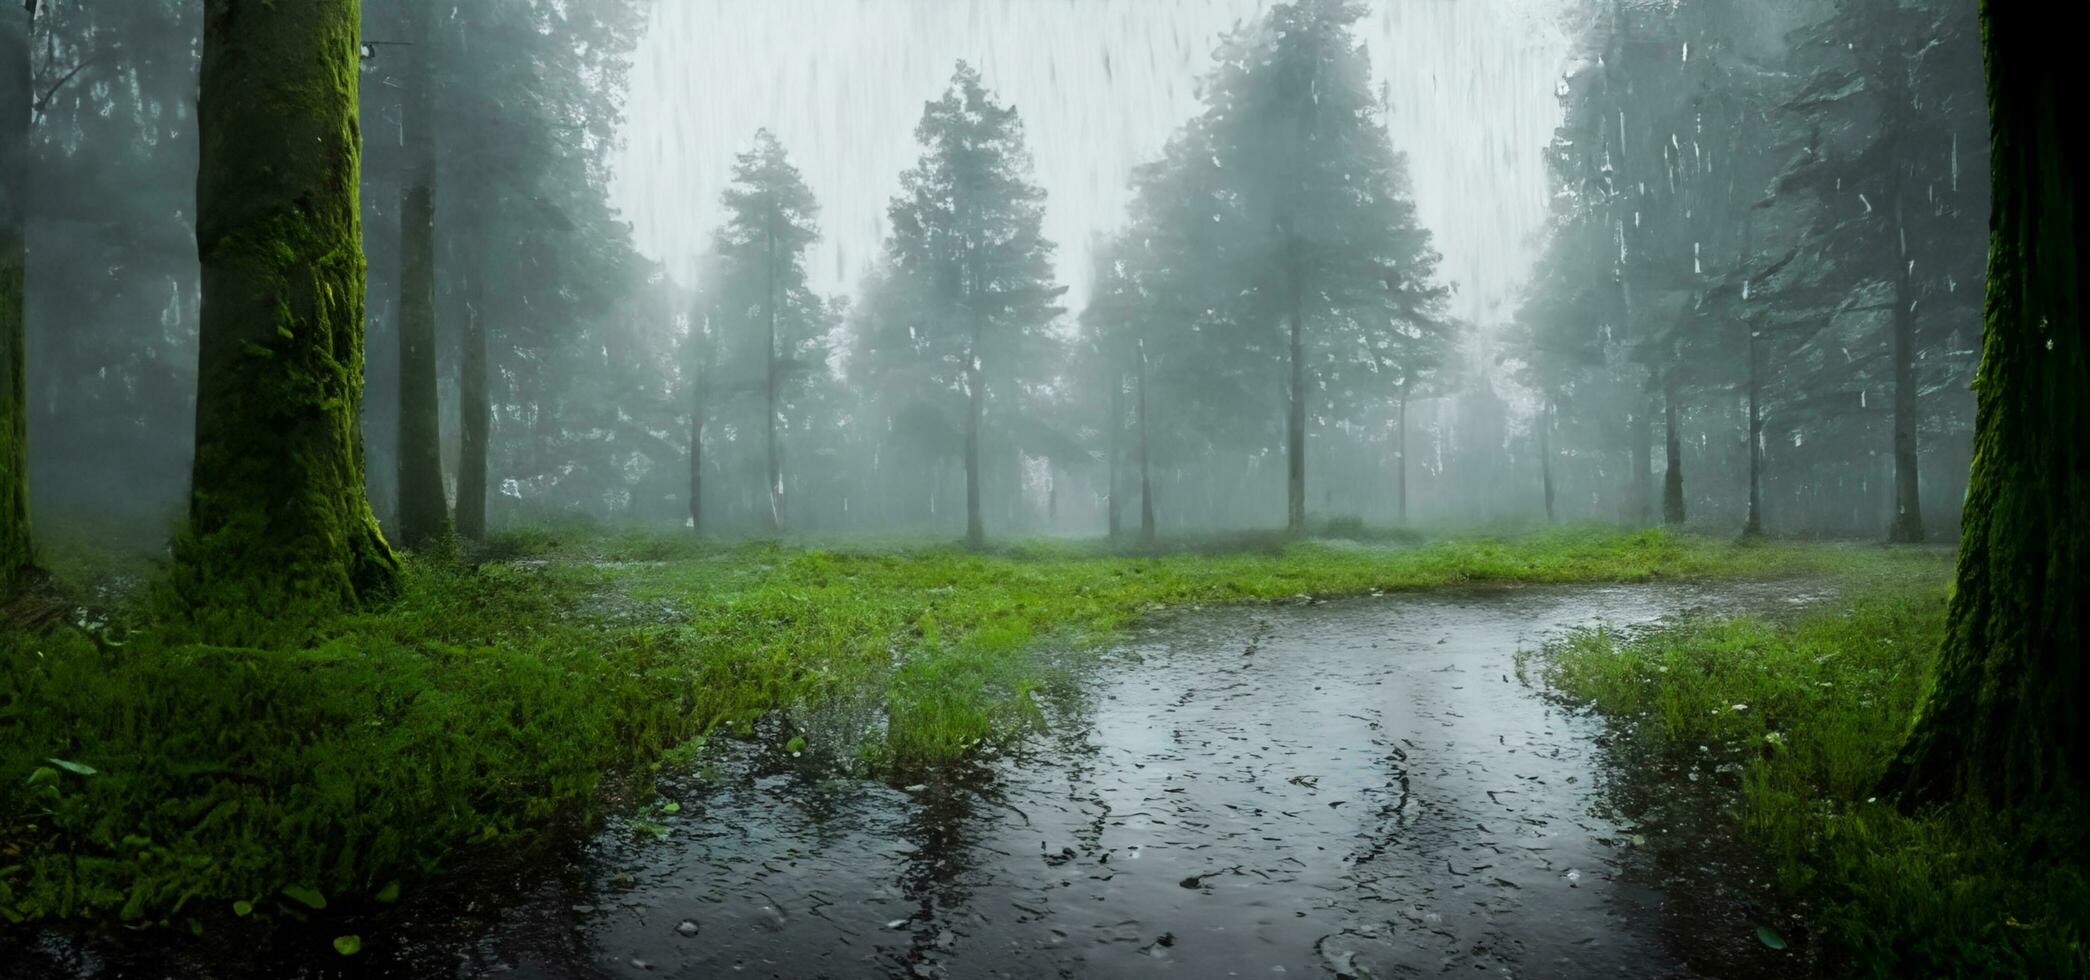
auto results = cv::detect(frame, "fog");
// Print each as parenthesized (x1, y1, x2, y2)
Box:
(8, 0, 1986, 547)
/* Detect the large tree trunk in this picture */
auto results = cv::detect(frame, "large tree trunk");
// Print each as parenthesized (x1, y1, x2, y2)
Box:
(1, 0, 30, 590)
(1744, 329, 1765, 539)
(1285, 244, 1307, 535)
(182, 0, 398, 625)
(454, 276, 489, 540)
(1885, 0, 2087, 810)
(1137, 337, 1156, 545)
(1539, 399, 1557, 523)
(1662, 366, 1685, 525)
(1887, 195, 1926, 543)
(393, 0, 447, 550)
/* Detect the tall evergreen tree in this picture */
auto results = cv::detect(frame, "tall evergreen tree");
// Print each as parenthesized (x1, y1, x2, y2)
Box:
(182, 0, 398, 626)
(1885, 0, 2086, 810)
(885, 63, 1064, 549)
(1, 0, 29, 590)
(393, 0, 447, 548)
(1190, 0, 1451, 533)
(715, 130, 821, 534)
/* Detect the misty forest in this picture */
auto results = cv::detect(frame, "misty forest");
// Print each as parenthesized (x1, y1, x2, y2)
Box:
(0, 0, 2083, 977)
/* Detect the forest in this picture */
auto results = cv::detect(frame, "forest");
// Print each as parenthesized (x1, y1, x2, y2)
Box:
(0, 0, 2082, 977)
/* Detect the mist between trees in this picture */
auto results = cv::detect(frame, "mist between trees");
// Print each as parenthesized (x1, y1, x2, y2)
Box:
(3, 0, 1984, 556)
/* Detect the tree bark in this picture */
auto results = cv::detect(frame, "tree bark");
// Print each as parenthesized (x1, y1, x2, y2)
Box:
(688, 306, 710, 533)
(1, 0, 30, 590)
(1395, 385, 1409, 524)
(1285, 240, 1307, 536)
(1888, 188, 1926, 543)
(1540, 399, 1557, 523)
(455, 275, 489, 540)
(1885, 0, 2087, 810)
(1137, 337, 1156, 546)
(181, 0, 399, 626)
(1744, 328, 1765, 538)
(764, 208, 783, 534)
(1106, 368, 1123, 539)
(394, 0, 447, 550)
(1662, 366, 1685, 525)
(964, 328, 985, 550)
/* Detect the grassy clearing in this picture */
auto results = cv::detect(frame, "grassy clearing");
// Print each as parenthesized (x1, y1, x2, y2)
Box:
(2, 524, 1926, 935)
(1529, 577, 2089, 977)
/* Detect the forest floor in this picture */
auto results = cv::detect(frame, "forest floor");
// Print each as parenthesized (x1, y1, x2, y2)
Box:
(3, 522, 2033, 976)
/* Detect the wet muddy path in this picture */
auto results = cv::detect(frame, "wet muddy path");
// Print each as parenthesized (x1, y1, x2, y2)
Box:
(12, 582, 1824, 979)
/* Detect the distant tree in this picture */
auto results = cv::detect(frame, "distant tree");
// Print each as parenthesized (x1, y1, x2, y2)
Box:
(714, 131, 822, 534)
(884, 63, 1065, 549)
(393, 0, 448, 549)
(2, 0, 29, 590)
(1884, 1, 2087, 811)
(180, 0, 398, 626)
(1768, 0, 1986, 543)
(1184, 0, 1452, 533)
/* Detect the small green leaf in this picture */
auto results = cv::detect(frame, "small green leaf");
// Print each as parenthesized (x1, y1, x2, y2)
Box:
(46, 758, 97, 777)
(1755, 925, 1787, 950)
(25, 766, 58, 786)
(333, 935, 363, 956)
(374, 881, 402, 904)
(281, 884, 328, 910)
(785, 736, 807, 755)
(660, 801, 681, 814)
(232, 900, 254, 917)
(631, 820, 672, 840)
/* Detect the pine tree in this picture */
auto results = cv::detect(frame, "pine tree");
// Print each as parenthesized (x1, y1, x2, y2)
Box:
(1884, 0, 2088, 810)
(1180, 0, 1452, 533)
(181, 0, 398, 629)
(715, 131, 821, 534)
(885, 63, 1065, 549)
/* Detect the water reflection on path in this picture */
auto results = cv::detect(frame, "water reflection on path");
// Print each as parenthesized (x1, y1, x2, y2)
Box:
(394, 582, 1810, 979)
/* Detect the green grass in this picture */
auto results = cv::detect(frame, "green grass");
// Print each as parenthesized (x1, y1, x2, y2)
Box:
(1, 524, 1931, 936)
(1528, 577, 2090, 977)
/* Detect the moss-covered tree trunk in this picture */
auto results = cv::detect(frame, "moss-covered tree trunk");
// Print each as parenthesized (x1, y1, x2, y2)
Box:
(1885, 0, 2087, 810)
(1106, 369, 1122, 539)
(1285, 243, 1308, 536)
(763, 212, 784, 534)
(1743, 329, 1765, 539)
(1, 0, 30, 591)
(182, 0, 398, 625)
(393, 0, 447, 549)
(454, 275, 489, 540)
(1394, 384, 1409, 523)
(963, 323, 985, 550)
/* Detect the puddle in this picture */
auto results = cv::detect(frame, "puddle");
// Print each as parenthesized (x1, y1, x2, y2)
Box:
(5, 581, 1828, 979)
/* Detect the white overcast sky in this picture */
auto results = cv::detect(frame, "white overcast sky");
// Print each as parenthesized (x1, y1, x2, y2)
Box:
(611, 0, 1571, 325)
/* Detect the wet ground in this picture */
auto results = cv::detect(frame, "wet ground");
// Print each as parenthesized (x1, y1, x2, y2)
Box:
(6, 581, 1826, 979)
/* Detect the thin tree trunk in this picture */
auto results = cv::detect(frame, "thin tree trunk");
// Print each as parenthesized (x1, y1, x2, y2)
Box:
(1662, 365, 1685, 525)
(394, 0, 447, 549)
(1888, 189, 1926, 543)
(688, 306, 710, 533)
(454, 275, 489, 540)
(1106, 370, 1123, 539)
(1540, 399, 1557, 523)
(1, 0, 30, 590)
(1395, 386, 1409, 524)
(182, 0, 398, 625)
(1885, 0, 2087, 810)
(1286, 241, 1307, 535)
(964, 327, 985, 550)
(1744, 328, 1765, 538)
(764, 210, 783, 534)
(1137, 337, 1156, 545)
